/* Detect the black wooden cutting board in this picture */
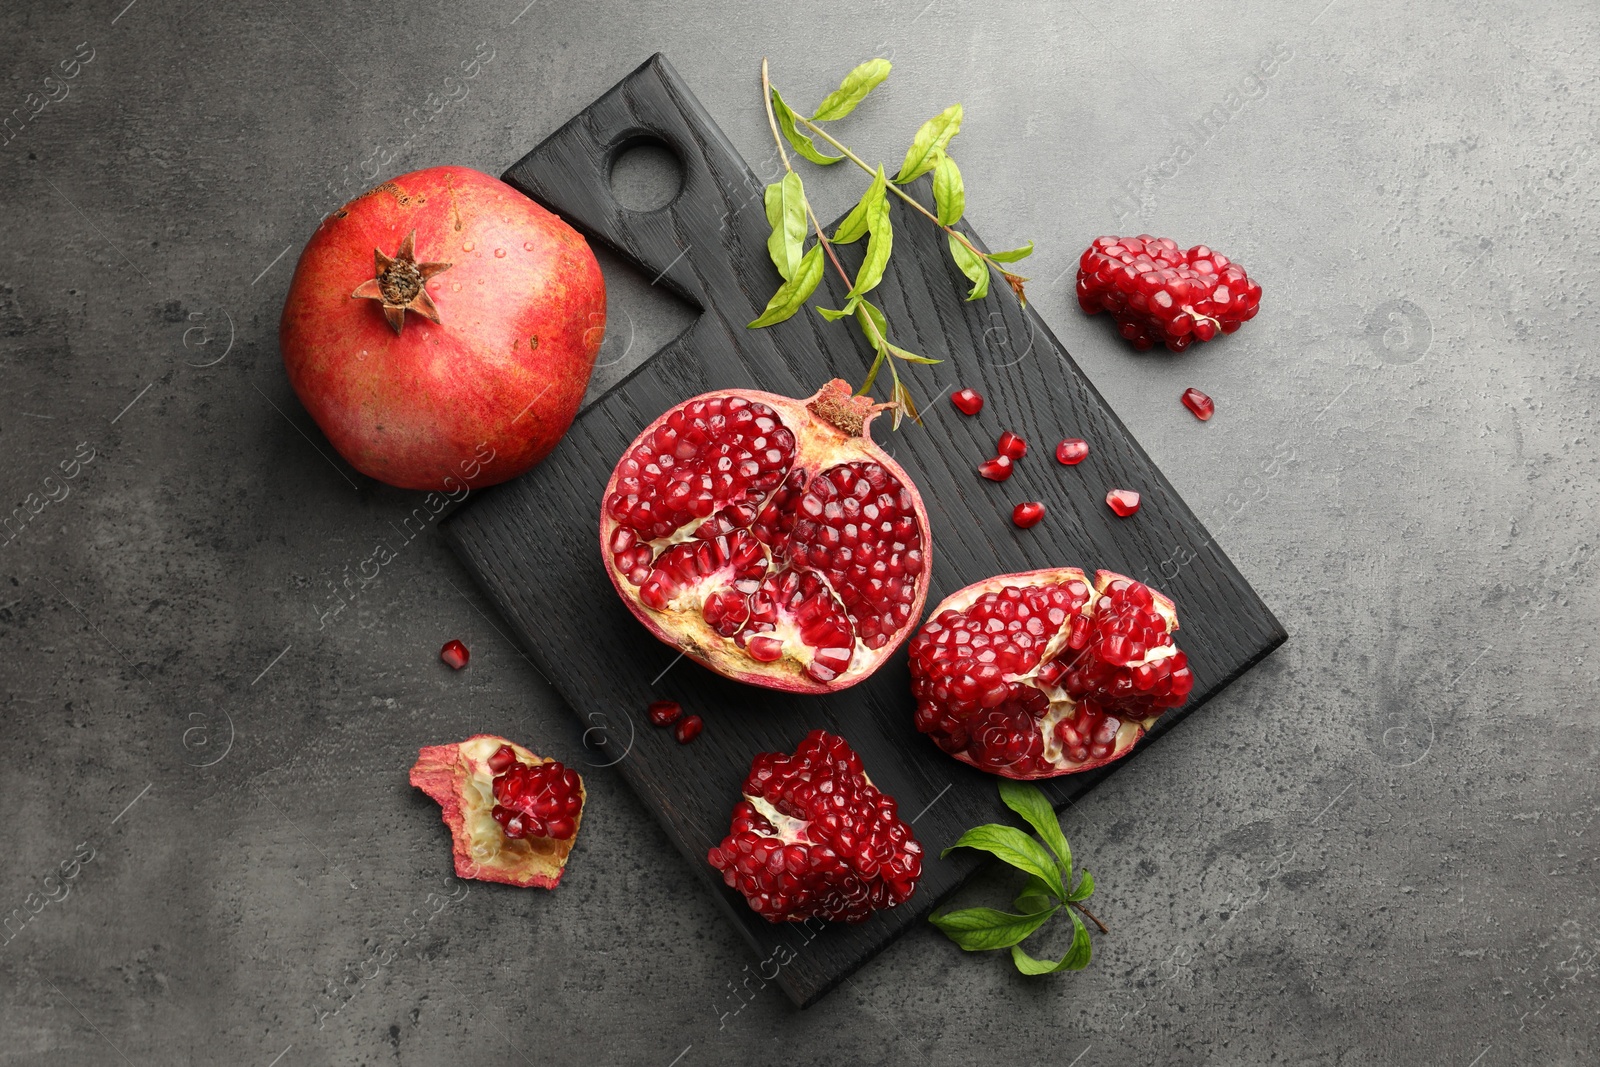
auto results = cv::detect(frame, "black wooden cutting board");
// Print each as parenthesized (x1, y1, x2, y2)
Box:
(442, 53, 1285, 1007)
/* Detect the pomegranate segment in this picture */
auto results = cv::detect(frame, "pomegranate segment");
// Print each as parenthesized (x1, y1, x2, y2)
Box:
(950, 387, 985, 416)
(707, 730, 923, 923)
(600, 381, 932, 693)
(909, 570, 1192, 779)
(1077, 235, 1261, 353)
(410, 735, 585, 888)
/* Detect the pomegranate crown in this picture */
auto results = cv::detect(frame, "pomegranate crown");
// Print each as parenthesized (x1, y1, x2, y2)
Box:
(806, 379, 889, 438)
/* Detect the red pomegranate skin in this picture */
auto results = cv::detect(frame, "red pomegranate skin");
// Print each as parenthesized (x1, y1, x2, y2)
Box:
(280, 166, 605, 491)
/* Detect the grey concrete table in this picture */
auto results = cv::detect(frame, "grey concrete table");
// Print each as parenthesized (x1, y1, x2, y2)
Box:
(2, 1, 1595, 1064)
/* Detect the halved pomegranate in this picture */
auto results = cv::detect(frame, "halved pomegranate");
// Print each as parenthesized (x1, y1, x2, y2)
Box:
(600, 380, 932, 692)
(409, 735, 585, 888)
(909, 570, 1194, 779)
(707, 729, 923, 923)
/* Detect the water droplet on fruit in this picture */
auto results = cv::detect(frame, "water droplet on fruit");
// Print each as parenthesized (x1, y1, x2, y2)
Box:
(462, 240, 475, 252)
(523, 241, 535, 251)
(451, 283, 461, 292)
(494, 247, 507, 258)
(1056, 438, 1089, 465)
(1106, 489, 1141, 517)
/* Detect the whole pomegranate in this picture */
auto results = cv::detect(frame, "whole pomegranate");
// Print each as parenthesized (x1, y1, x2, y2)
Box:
(280, 166, 605, 491)
(600, 380, 932, 693)
(909, 569, 1194, 779)
(708, 729, 923, 923)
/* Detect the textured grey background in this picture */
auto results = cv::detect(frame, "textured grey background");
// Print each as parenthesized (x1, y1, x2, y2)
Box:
(1, 0, 1596, 1064)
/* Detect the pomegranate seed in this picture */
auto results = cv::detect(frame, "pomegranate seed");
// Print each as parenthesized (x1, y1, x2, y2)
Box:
(1106, 489, 1141, 517)
(675, 714, 703, 744)
(950, 387, 984, 416)
(977, 455, 1014, 481)
(1012, 502, 1045, 528)
(1055, 438, 1089, 465)
(996, 431, 1027, 460)
(1181, 388, 1214, 421)
(440, 639, 469, 670)
(487, 744, 519, 774)
(647, 700, 683, 727)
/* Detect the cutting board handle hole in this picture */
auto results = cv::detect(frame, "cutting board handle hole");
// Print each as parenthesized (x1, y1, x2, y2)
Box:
(608, 133, 685, 213)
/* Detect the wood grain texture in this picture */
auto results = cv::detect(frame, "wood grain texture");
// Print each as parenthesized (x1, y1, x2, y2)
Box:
(442, 53, 1286, 1007)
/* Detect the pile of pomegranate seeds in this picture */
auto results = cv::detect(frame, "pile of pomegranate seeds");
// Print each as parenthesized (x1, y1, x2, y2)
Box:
(1077, 235, 1261, 352)
(707, 729, 923, 923)
(1106, 489, 1141, 517)
(1181, 387, 1214, 421)
(440, 639, 469, 669)
(910, 570, 1193, 778)
(488, 745, 583, 840)
(950, 387, 984, 415)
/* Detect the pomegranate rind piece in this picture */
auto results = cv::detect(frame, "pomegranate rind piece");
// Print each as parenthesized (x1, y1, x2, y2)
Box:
(599, 379, 932, 694)
(409, 734, 584, 889)
(909, 568, 1186, 780)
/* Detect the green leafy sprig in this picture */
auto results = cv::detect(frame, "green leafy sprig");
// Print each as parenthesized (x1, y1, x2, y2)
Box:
(749, 58, 1033, 428)
(930, 780, 1108, 975)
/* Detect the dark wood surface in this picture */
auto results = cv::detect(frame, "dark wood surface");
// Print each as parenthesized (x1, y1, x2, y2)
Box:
(441, 53, 1285, 1007)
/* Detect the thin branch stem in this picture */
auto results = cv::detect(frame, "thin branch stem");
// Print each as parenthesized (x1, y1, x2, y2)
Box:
(792, 112, 1026, 283)
(1071, 900, 1109, 934)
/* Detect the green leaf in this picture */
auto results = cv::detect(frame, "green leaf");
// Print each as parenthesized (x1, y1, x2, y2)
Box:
(998, 780, 1071, 878)
(763, 171, 808, 281)
(1013, 874, 1056, 915)
(771, 89, 842, 166)
(930, 905, 1058, 952)
(1010, 909, 1092, 974)
(833, 165, 886, 244)
(1067, 868, 1095, 903)
(815, 300, 858, 322)
(847, 190, 893, 300)
(933, 153, 965, 226)
(811, 58, 891, 121)
(888, 345, 940, 365)
(857, 344, 888, 396)
(854, 298, 889, 349)
(947, 232, 990, 300)
(748, 244, 824, 328)
(895, 104, 962, 183)
(943, 824, 1065, 899)
(987, 241, 1034, 263)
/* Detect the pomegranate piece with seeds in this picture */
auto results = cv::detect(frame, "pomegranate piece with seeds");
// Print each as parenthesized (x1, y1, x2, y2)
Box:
(707, 729, 923, 923)
(977, 455, 1014, 482)
(410, 735, 586, 888)
(1106, 489, 1141, 517)
(1181, 387, 1214, 421)
(600, 380, 932, 693)
(909, 569, 1193, 779)
(996, 431, 1028, 460)
(1077, 236, 1261, 352)
(1055, 438, 1089, 466)
(950, 387, 984, 416)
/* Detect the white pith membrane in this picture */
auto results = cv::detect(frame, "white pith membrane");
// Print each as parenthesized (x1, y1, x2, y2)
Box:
(600, 385, 928, 690)
(452, 736, 580, 873)
(923, 569, 1179, 775)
